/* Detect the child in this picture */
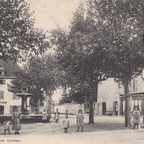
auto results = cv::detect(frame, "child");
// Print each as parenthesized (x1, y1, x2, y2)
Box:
(76, 109, 84, 132)
(132, 106, 141, 129)
(54, 108, 60, 123)
(62, 111, 70, 133)
(12, 108, 21, 135)
(42, 109, 47, 122)
(4, 120, 11, 135)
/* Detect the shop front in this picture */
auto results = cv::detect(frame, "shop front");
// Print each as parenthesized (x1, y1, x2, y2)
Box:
(120, 92, 144, 115)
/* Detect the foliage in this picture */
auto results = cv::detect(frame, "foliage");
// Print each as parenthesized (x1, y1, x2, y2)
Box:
(11, 54, 58, 106)
(87, 0, 144, 126)
(51, 4, 112, 123)
(52, 0, 144, 124)
(0, 0, 49, 61)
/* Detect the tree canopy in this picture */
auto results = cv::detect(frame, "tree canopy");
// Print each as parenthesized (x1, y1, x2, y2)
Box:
(51, 4, 112, 123)
(86, 0, 144, 126)
(51, 0, 144, 125)
(0, 0, 49, 61)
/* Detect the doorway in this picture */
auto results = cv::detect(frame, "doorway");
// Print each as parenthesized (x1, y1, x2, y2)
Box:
(0, 105, 4, 115)
(102, 102, 106, 115)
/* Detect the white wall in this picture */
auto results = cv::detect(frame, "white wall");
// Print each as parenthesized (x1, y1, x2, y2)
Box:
(96, 78, 120, 115)
(54, 103, 84, 114)
(0, 78, 21, 115)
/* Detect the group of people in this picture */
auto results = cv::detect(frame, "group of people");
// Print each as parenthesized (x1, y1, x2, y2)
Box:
(2, 108, 21, 135)
(55, 106, 144, 133)
(54, 108, 84, 133)
(2, 106, 142, 135)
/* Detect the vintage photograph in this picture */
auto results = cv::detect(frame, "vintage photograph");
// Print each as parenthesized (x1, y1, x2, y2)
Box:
(0, 0, 144, 143)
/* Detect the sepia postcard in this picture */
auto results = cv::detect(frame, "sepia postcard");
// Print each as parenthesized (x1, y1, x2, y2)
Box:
(0, 0, 144, 143)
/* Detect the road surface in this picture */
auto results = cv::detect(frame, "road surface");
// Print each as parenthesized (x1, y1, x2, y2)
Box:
(1, 116, 144, 144)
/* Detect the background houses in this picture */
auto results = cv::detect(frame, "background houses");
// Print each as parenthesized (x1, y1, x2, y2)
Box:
(0, 60, 21, 115)
(54, 75, 144, 116)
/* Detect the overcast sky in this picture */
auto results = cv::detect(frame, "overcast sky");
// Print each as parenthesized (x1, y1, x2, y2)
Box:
(28, 0, 81, 31)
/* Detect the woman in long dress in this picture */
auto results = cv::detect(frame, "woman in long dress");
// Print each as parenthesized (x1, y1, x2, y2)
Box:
(76, 109, 84, 132)
(132, 106, 141, 129)
(12, 108, 21, 135)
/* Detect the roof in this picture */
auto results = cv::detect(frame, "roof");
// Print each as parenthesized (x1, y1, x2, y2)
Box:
(0, 76, 16, 79)
(120, 92, 144, 97)
(16, 92, 32, 97)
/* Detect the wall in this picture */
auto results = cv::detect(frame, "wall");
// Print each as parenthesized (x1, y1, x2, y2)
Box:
(96, 78, 120, 115)
(0, 78, 21, 115)
(54, 103, 84, 114)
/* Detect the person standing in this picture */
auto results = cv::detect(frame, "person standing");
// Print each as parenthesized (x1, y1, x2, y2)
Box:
(4, 120, 11, 135)
(132, 106, 141, 129)
(54, 108, 60, 123)
(12, 107, 21, 135)
(76, 109, 84, 132)
(62, 110, 70, 133)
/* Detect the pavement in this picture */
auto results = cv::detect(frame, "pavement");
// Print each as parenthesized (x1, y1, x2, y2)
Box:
(1, 116, 144, 144)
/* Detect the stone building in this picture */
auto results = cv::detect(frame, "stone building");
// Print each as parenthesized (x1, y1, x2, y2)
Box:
(0, 64, 21, 115)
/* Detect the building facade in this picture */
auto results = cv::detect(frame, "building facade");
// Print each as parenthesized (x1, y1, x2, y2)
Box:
(119, 76, 144, 115)
(95, 78, 120, 115)
(96, 75, 144, 115)
(0, 66, 21, 115)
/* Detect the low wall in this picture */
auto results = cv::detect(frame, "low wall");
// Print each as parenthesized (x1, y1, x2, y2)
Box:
(54, 103, 84, 115)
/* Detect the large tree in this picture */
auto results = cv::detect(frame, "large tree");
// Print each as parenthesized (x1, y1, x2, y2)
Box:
(51, 6, 110, 123)
(87, 0, 144, 127)
(0, 0, 48, 61)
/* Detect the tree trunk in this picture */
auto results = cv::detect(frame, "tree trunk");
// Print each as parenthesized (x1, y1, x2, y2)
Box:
(123, 80, 130, 127)
(89, 100, 94, 124)
(21, 97, 25, 114)
(88, 81, 98, 124)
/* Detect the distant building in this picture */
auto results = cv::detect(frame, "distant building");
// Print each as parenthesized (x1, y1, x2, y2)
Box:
(55, 75, 144, 116)
(95, 78, 120, 115)
(119, 76, 144, 115)
(96, 75, 144, 115)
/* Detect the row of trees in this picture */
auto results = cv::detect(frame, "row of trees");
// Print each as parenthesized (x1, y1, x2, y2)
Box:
(51, 0, 144, 126)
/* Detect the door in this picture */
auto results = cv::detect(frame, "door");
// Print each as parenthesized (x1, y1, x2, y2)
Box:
(102, 102, 106, 115)
(0, 105, 4, 115)
(113, 101, 118, 115)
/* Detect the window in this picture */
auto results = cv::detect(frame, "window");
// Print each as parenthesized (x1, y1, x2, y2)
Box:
(0, 91, 4, 99)
(0, 66, 4, 76)
(10, 106, 19, 113)
(0, 105, 4, 115)
(13, 94, 20, 100)
(0, 79, 5, 85)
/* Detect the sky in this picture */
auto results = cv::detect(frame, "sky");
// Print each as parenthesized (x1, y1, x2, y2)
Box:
(28, 0, 81, 31)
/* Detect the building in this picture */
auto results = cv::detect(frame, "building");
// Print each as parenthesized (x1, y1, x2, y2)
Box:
(95, 78, 120, 115)
(96, 75, 144, 115)
(0, 65, 21, 115)
(55, 75, 144, 116)
(119, 76, 144, 115)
